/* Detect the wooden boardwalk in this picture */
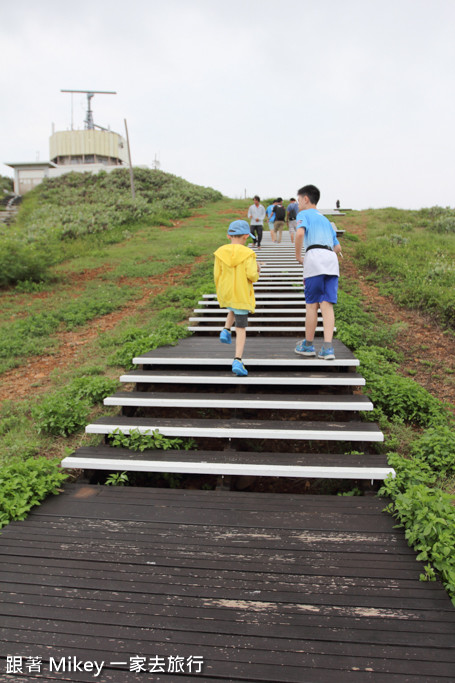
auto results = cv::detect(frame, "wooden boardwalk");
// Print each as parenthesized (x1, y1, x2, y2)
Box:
(1, 232, 454, 681)
(1, 484, 455, 682)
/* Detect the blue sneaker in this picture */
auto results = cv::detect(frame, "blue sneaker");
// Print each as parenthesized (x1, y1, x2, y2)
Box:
(295, 339, 316, 356)
(318, 346, 335, 360)
(220, 328, 232, 344)
(232, 359, 248, 376)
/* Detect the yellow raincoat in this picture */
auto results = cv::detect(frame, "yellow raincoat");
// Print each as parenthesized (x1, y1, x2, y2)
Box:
(214, 244, 259, 313)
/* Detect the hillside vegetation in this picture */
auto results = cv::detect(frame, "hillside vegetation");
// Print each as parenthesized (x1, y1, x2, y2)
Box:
(0, 174, 14, 207)
(339, 207, 455, 329)
(0, 167, 222, 287)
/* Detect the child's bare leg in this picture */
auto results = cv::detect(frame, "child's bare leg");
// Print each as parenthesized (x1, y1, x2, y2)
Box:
(235, 327, 246, 359)
(224, 310, 235, 330)
(304, 303, 319, 342)
(319, 301, 335, 343)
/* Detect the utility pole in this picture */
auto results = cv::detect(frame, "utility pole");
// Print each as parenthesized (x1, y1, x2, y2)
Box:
(124, 118, 135, 200)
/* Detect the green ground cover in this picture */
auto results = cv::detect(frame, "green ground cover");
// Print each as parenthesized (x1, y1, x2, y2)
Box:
(336, 207, 455, 328)
(335, 243, 455, 604)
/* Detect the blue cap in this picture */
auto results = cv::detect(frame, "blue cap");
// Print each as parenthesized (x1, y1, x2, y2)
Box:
(228, 219, 255, 238)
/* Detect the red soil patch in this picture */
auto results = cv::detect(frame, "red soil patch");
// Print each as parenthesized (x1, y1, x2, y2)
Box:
(0, 261, 204, 405)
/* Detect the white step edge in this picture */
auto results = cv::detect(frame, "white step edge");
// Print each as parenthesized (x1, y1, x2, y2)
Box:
(120, 374, 365, 386)
(193, 308, 311, 314)
(132, 357, 360, 367)
(197, 302, 306, 313)
(104, 396, 374, 411)
(61, 456, 393, 480)
(188, 326, 323, 332)
(203, 293, 305, 299)
(189, 317, 319, 323)
(85, 423, 383, 441)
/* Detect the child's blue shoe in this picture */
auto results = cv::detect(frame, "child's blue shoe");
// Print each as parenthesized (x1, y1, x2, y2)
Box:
(318, 346, 335, 360)
(295, 339, 316, 356)
(232, 359, 248, 376)
(220, 328, 232, 344)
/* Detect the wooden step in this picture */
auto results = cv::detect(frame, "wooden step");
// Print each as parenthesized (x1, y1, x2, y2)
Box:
(189, 317, 326, 323)
(105, 391, 374, 411)
(62, 446, 393, 480)
(85, 416, 384, 442)
(198, 300, 306, 306)
(133, 336, 360, 367)
(188, 325, 313, 332)
(193, 308, 310, 314)
(120, 370, 365, 386)
(203, 293, 305, 299)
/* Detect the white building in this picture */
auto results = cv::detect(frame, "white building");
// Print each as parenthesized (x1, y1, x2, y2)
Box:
(6, 128, 128, 195)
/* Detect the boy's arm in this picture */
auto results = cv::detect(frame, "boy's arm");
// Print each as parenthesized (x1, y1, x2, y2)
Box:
(214, 257, 221, 286)
(330, 225, 342, 255)
(295, 227, 304, 264)
(246, 256, 260, 283)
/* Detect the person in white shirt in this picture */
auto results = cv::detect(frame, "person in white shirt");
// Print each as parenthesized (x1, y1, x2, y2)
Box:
(247, 195, 266, 249)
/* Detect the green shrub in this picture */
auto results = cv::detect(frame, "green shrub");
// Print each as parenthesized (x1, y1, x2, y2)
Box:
(67, 376, 120, 404)
(108, 321, 192, 369)
(32, 374, 119, 437)
(0, 457, 68, 528)
(363, 372, 446, 427)
(383, 484, 455, 601)
(409, 426, 455, 476)
(0, 239, 56, 287)
(33, 394, 90, 437)
(109, 427, 196, 451)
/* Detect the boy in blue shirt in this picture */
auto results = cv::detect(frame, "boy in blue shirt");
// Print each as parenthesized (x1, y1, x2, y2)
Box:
(294, 184, 342, 360)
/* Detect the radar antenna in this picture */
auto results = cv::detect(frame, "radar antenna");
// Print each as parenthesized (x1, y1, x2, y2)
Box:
(61, 89, 117, 130)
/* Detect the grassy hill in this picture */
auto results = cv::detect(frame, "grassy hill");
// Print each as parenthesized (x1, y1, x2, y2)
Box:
(0, 167, 223, 287)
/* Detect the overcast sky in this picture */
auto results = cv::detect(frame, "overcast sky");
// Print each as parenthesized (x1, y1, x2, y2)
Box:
(1, 0, 454, 209)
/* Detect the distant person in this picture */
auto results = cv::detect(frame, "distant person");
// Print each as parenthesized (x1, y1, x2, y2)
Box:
(214, 220, 261, 377)
(265, 199, 278, 242)
(286, 197, 298, 243)
(271, 197, 286, 243)
(336, 199, 341, 209)
(294, 184, 342, 360)
(247, 195, 266, 248)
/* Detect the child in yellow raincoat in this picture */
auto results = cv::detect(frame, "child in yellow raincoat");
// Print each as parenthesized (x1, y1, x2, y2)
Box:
(214, 220, 260, 376)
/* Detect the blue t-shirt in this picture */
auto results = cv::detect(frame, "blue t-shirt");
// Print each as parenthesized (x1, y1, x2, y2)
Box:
(296, 208, 339, 251)
(266, 204, 275, 223)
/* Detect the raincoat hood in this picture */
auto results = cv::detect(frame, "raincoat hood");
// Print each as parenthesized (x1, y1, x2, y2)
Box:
(213, 244, 254, 267)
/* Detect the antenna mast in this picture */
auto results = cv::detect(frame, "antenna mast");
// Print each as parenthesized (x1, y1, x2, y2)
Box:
(61, 89, 117, 130)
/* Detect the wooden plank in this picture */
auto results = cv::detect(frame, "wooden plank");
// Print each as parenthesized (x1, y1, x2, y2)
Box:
(62, 446, 389, 467)
(62, 454, 392, 480)
(85, 417, 384, 442)
(203, 293, 305, 298)
(189, 317, 317, 322)
(104, 391, 374, 411)
(132, 336, 358, 365)
(120, 370, 366, 386)
(0, 486, 454, 682)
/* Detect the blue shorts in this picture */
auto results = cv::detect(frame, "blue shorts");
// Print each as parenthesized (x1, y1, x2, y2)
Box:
(304, 274, 338, 304)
